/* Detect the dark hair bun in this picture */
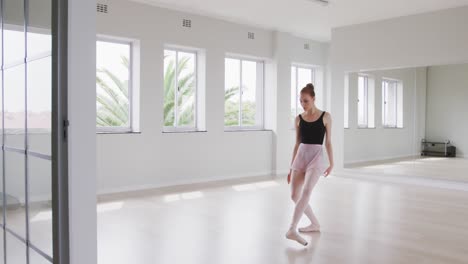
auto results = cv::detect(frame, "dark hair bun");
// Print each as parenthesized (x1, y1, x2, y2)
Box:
(300, 83, 316, 97)
(306, 83, 315, 90)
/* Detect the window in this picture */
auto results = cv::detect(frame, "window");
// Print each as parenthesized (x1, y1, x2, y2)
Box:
(290, 65, 324, 123)
(224, 57, 264, 129)
(163, 49, 198, 131)
(357, 75, 375, 128)
(382, 79, 403, 128)
(96, 39, 132, 132)
(344, 75, 349, 129)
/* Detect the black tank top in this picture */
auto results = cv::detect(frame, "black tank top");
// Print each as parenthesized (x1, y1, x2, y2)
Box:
(299, 111, 326, 145)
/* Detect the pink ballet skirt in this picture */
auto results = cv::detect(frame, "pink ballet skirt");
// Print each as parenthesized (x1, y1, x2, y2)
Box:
(291, 143, 327, 174)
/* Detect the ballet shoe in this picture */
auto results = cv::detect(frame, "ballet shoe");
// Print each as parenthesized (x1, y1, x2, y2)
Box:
(285, 229, 308, 246)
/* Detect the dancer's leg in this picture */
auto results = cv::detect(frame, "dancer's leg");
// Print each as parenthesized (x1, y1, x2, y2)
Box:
(290, 171, 320, 229)
(289, 169, 321, 230)
(286, 169, 320, 245)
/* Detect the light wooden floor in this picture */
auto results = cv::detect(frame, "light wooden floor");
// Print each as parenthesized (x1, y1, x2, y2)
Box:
(346, 157, 468, 183)
(96, 166, 468, 264)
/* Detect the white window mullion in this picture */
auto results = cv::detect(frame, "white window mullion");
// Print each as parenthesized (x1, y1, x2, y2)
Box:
(386, 82, 389, 126)
(364, 76, 368, 127)
(383, 80, 387, 126)
(194, 52, 198, 130)
(256, 62, 264, 127)
(397, 82, 404, 128)
(386, 82, 390, 127)
(174, 51, 179, 127)
(239, 60, 243, 127)
(312, 69, 316, 109)
(382, 79, 401, 128)
(295, 67, 299, 116)
(394, 81, 398, 127)
(129, 42, 134, 131)
(311, 69, 315, 86)
(388, 81, 392, 127)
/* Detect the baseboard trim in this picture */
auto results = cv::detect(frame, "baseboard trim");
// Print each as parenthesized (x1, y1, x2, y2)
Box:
(345, 154, 420, 167)
(274, 170, 289, 176)
(97, 171, 278, 197)
(337, 171, 468, 192)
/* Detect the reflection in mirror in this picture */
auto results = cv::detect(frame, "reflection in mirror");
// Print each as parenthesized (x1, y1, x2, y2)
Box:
(28, 156, 53, 258)
(343, 64, 468, 182)
(6, 232, 27, 264)
(5, 152, 26, 238)
(2, 0, 54, 263)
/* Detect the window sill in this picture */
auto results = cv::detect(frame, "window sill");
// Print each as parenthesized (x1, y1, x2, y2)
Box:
(357, 127, 376, 129)
(224, 128, 272, 132)
(162, 130, 207, 134)
(97, 131, 141, 135)
(383, 127, 405, 129)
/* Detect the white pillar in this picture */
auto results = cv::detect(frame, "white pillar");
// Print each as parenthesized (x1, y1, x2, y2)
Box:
(68, 0, 97, 263)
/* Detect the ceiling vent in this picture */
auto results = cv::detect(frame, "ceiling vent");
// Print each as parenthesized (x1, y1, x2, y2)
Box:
(183, 19, 192, 28)
(248, 32, 255, 40)
(97, 3, 108, 13)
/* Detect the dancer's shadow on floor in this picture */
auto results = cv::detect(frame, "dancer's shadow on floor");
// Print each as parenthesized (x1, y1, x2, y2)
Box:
(285, 232, 322, 264)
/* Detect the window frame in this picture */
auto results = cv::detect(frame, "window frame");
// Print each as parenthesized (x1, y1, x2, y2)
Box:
(290, 64, 317, 125)
(224, 55, 265, 131)
(357, 75, 369, 128)
(344, 74, 350, 129)
(96, 36, 134, 133)
(382, 78, 403, 129)
(163, 47, 200, 132)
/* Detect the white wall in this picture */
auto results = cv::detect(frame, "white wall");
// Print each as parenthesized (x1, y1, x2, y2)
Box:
(330, 6, 468, 171)
(96, 0, 329, 193)
(344, 68, 426, 164)
(426, 64, 468, 157)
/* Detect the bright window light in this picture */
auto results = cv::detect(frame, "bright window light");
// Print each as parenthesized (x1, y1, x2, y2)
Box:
(97, 201, 124, 213)
(224, 57, 264, 129)
(232, 184, 257, 191)
(164, 194, 181, 202)
(382, 79, 403, 128)
(181, 191, 203, 200)
(233, 181, 279, 191)
(255, 181, 279, 188)
(96, 39, 132, 131)
(31, 210, 52, 222)
(357, 75, 375, 128)
(163, 49, 198, 131)
(290, 65, 324, 125)
(164, 191, 204, 202)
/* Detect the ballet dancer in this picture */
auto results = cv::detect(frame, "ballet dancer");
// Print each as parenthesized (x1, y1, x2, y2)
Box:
(285, 83, 334, 246)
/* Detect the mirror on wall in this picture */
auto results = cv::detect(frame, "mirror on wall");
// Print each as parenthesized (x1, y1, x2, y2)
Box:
(342, 64, 467, 183)
(1, 0, 54, 263)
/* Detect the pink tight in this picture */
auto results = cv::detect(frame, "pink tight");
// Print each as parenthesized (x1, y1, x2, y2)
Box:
(289, 169, 321, 229)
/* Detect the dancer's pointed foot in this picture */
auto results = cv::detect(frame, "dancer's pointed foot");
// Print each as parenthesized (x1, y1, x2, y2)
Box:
(285, 228, 308, 246)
